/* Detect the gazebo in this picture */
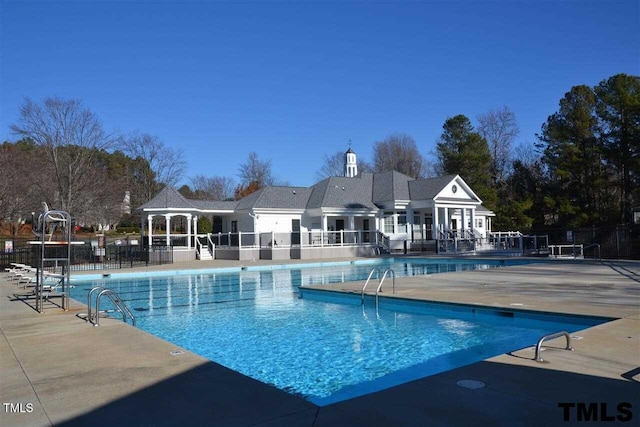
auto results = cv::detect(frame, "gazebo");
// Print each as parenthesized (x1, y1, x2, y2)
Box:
(138, 186, 236, 261)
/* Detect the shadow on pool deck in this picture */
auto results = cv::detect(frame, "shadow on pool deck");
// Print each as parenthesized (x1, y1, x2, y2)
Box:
(49, 359, 639, 426)
(54, 361, 319, 427)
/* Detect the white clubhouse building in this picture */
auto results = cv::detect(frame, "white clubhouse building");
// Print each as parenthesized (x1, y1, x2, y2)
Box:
(138, 149, 495, 261)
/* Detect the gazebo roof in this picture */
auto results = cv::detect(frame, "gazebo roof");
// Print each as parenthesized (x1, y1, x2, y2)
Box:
(138, 186, 238, 213)
(138, 186, 195, 210)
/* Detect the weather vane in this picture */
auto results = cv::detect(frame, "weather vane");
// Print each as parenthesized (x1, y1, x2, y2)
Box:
(348, 138, 352, 148)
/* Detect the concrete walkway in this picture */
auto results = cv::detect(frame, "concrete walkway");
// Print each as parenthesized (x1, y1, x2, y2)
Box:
(1, 258, 639, 426)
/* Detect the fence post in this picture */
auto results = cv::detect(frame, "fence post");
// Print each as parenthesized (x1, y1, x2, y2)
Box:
(519, 235, 523, 255)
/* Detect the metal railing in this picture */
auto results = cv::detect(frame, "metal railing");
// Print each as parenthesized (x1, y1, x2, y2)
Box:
(195, 238, 203, 259)
(549, 244, 583, 258)
(207, 233, 215, 255)
(361, 267, 396, 308)
(375, 268, 396, 309)
(86, 286, 135, 327)
(534, 331, 573, 362)
(583, 243, 601, 260)
(361, 268, 381, 305)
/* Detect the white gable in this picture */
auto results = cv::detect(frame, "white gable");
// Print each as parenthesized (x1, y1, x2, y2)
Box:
(434, 176, 482, 203)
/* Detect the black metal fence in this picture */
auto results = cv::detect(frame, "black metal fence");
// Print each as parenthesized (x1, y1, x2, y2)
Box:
(540, 225, 640, 260)
(0, 237, 173, 271)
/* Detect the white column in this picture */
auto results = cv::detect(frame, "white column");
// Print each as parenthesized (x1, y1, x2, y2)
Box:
(165, 215, 171, 247)
(348, 215, 355, 230)
(461, 208, 466, 233)
(433, 206, 439, 239)
(322, 215, 328, 231)
(444, 208, 449, 231)
(193, 216, 198, 237)
(470, 209, 475, 236)
(393, 211, 398, 234)
(186, 214, 192, 249)
(147, 215, 153, 246)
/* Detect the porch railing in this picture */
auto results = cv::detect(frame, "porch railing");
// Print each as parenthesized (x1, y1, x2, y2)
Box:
(207, 230, 379, 249)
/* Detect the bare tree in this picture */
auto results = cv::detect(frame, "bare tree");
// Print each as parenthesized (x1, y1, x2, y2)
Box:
(512, 141, 541, 168)
(477, 106, 519, 187)
(238, 151, 276, 187)
(233, 152, 281, 199)
(0, 140, 43, 230)
(189, 174, 236, 200)
(70, 162, 128, 228)
(373, 133, 427, 178)
(315, 150, 373, 181)
(10, 97, 114, 214)
(118, 132, 186, 202)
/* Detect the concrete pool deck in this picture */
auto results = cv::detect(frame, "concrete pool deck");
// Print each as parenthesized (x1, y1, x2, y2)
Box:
(0, 257, 638, 426)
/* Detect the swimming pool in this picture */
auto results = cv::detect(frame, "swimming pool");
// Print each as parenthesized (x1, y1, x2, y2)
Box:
(71, 258, 606, 405)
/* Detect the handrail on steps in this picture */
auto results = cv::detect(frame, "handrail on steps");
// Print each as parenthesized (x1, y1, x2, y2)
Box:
(361, 268, 381, 305)
(375, 268, 396, 309)
(86, 286, 135, 327)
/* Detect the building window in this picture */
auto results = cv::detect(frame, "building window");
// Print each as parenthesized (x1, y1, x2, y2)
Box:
(383, 211, 394, 234)
(476, 218, 483, 228)
(413, 211, 421, 225)
(397, 211, 407, 226)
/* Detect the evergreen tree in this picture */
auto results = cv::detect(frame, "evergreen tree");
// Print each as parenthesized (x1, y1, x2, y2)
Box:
(538, 85, 610, 227)
(436, 115, 496, 209)
(594, 73, 640, 223)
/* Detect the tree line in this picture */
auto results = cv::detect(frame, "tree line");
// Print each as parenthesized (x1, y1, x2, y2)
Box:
(1, 73, 637, 234)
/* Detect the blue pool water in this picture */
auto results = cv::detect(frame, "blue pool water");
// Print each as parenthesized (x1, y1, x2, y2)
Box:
(70, 258, 606, 405)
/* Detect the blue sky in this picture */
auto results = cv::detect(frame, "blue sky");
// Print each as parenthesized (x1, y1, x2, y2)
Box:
(1, 0, 638, 188)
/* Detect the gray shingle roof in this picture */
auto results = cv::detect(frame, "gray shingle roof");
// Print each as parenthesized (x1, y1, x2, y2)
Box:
(307, 174, 377, 210)
(188, 199, 238, 210)
(373, 171, 413, 203)
(477, 205, 495, 215)
(235, 186, 313, 210)
(408, 175, 456, 200)
(138, 173, 478, 214)
(138, 186, 195, 210)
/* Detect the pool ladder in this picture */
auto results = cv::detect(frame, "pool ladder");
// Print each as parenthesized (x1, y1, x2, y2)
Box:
(85, 286, 136, 327)
(361, 268, 396, 309)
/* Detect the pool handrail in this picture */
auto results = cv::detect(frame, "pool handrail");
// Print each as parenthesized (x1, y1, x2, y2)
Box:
(87, 286, 107, 324)
(361, 268, 381, 305)
(86, 286, 135, 327)
(95, 289, 136, 327)
(375, 268, 396, 309)
(535, 331, 573, 362)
